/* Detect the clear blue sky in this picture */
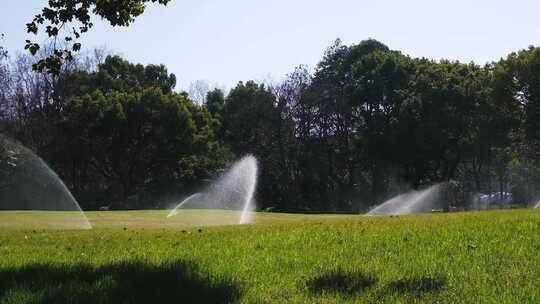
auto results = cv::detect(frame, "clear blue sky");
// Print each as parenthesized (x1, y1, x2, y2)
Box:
(2, 0, 540, 91)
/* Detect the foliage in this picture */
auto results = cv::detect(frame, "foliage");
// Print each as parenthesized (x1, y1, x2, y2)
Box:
(205, 88, 225, 118)
(496, 47, 540, 160)
(25, 0, 170, 74)
(3, 38, 540, 210)
(56, 55, 176, 97)
(0, 53, 221, 208)
(213, 40, 528, 211)
(0, 33, 7, 59)
(221, 81, 285, 206)
(61, 89, 193, 199)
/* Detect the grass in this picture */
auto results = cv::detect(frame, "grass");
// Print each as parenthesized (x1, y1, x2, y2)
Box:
(0, 209, 539, 303)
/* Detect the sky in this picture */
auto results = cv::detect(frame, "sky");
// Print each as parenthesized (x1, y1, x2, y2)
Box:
(2, 0, 540, 91)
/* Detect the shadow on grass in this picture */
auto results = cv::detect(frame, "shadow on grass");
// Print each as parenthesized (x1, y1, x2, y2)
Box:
(0, 260, 242, 304)
(304, 269, 377, 296)
(387, 275, 446, 296)
(302, 270, 446, 301)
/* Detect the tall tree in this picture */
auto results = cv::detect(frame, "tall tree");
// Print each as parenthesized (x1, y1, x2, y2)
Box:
(221, 81, 288, 207)
(60, 88, 220, 206)
(205, 88, 225, 118)
(496, 47, 540, 160)
(307, 39, 407, 208)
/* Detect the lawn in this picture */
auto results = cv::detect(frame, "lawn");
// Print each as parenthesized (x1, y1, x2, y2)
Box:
(0, 209, 539, 303)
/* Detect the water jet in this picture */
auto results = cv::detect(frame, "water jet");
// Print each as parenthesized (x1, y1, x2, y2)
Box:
(167, 155, 258, 224)
(367, 184, 443, 215)
(0, 135, 92, 229)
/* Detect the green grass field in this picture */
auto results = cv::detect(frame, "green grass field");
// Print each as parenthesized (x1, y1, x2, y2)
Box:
(0, 209, 539, 303)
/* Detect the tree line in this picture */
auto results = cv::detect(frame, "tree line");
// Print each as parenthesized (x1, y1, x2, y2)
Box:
(1, 38, 540, 211)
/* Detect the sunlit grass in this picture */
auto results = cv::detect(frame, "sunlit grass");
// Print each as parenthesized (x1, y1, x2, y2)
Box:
(0, 209, 539, 303)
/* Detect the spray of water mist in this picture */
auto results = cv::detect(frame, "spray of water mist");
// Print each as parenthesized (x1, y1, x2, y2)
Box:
(167, 193, 201, 218)
(0, 135, 92, 229)
(367, 183, 443, 215)
(535, 201, 540, 209)
(167, 155, 258, 224)
(470, 193, 489, 210)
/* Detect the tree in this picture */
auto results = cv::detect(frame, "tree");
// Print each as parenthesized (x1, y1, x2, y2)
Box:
(188, 80, 211, 104)
(46, 55, 221, 207)
(5, 30, 538, 210)
(60, 88, 220, 206)
(488, 46, 540, 201)
(496, 47, 540, 160)
(55, 55, 176, 101)
(396, 60, 474, 186)
(4, 51, 57, 151)
(222, 81, 277, 154)
(271, 65, 312, 209)
(347, 47, 413, 204)
(305, 38, 407, 208)
(0, 34, 9, 122)
(205, 88, 225, 118)
(25, 0, 170, 74)
(220, 81, 288, 207)
(0, 34, 7, 59)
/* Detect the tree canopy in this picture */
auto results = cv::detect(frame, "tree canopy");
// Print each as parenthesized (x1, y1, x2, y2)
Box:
(2, 37, 540, 210)
(25, 0, 170, 74)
